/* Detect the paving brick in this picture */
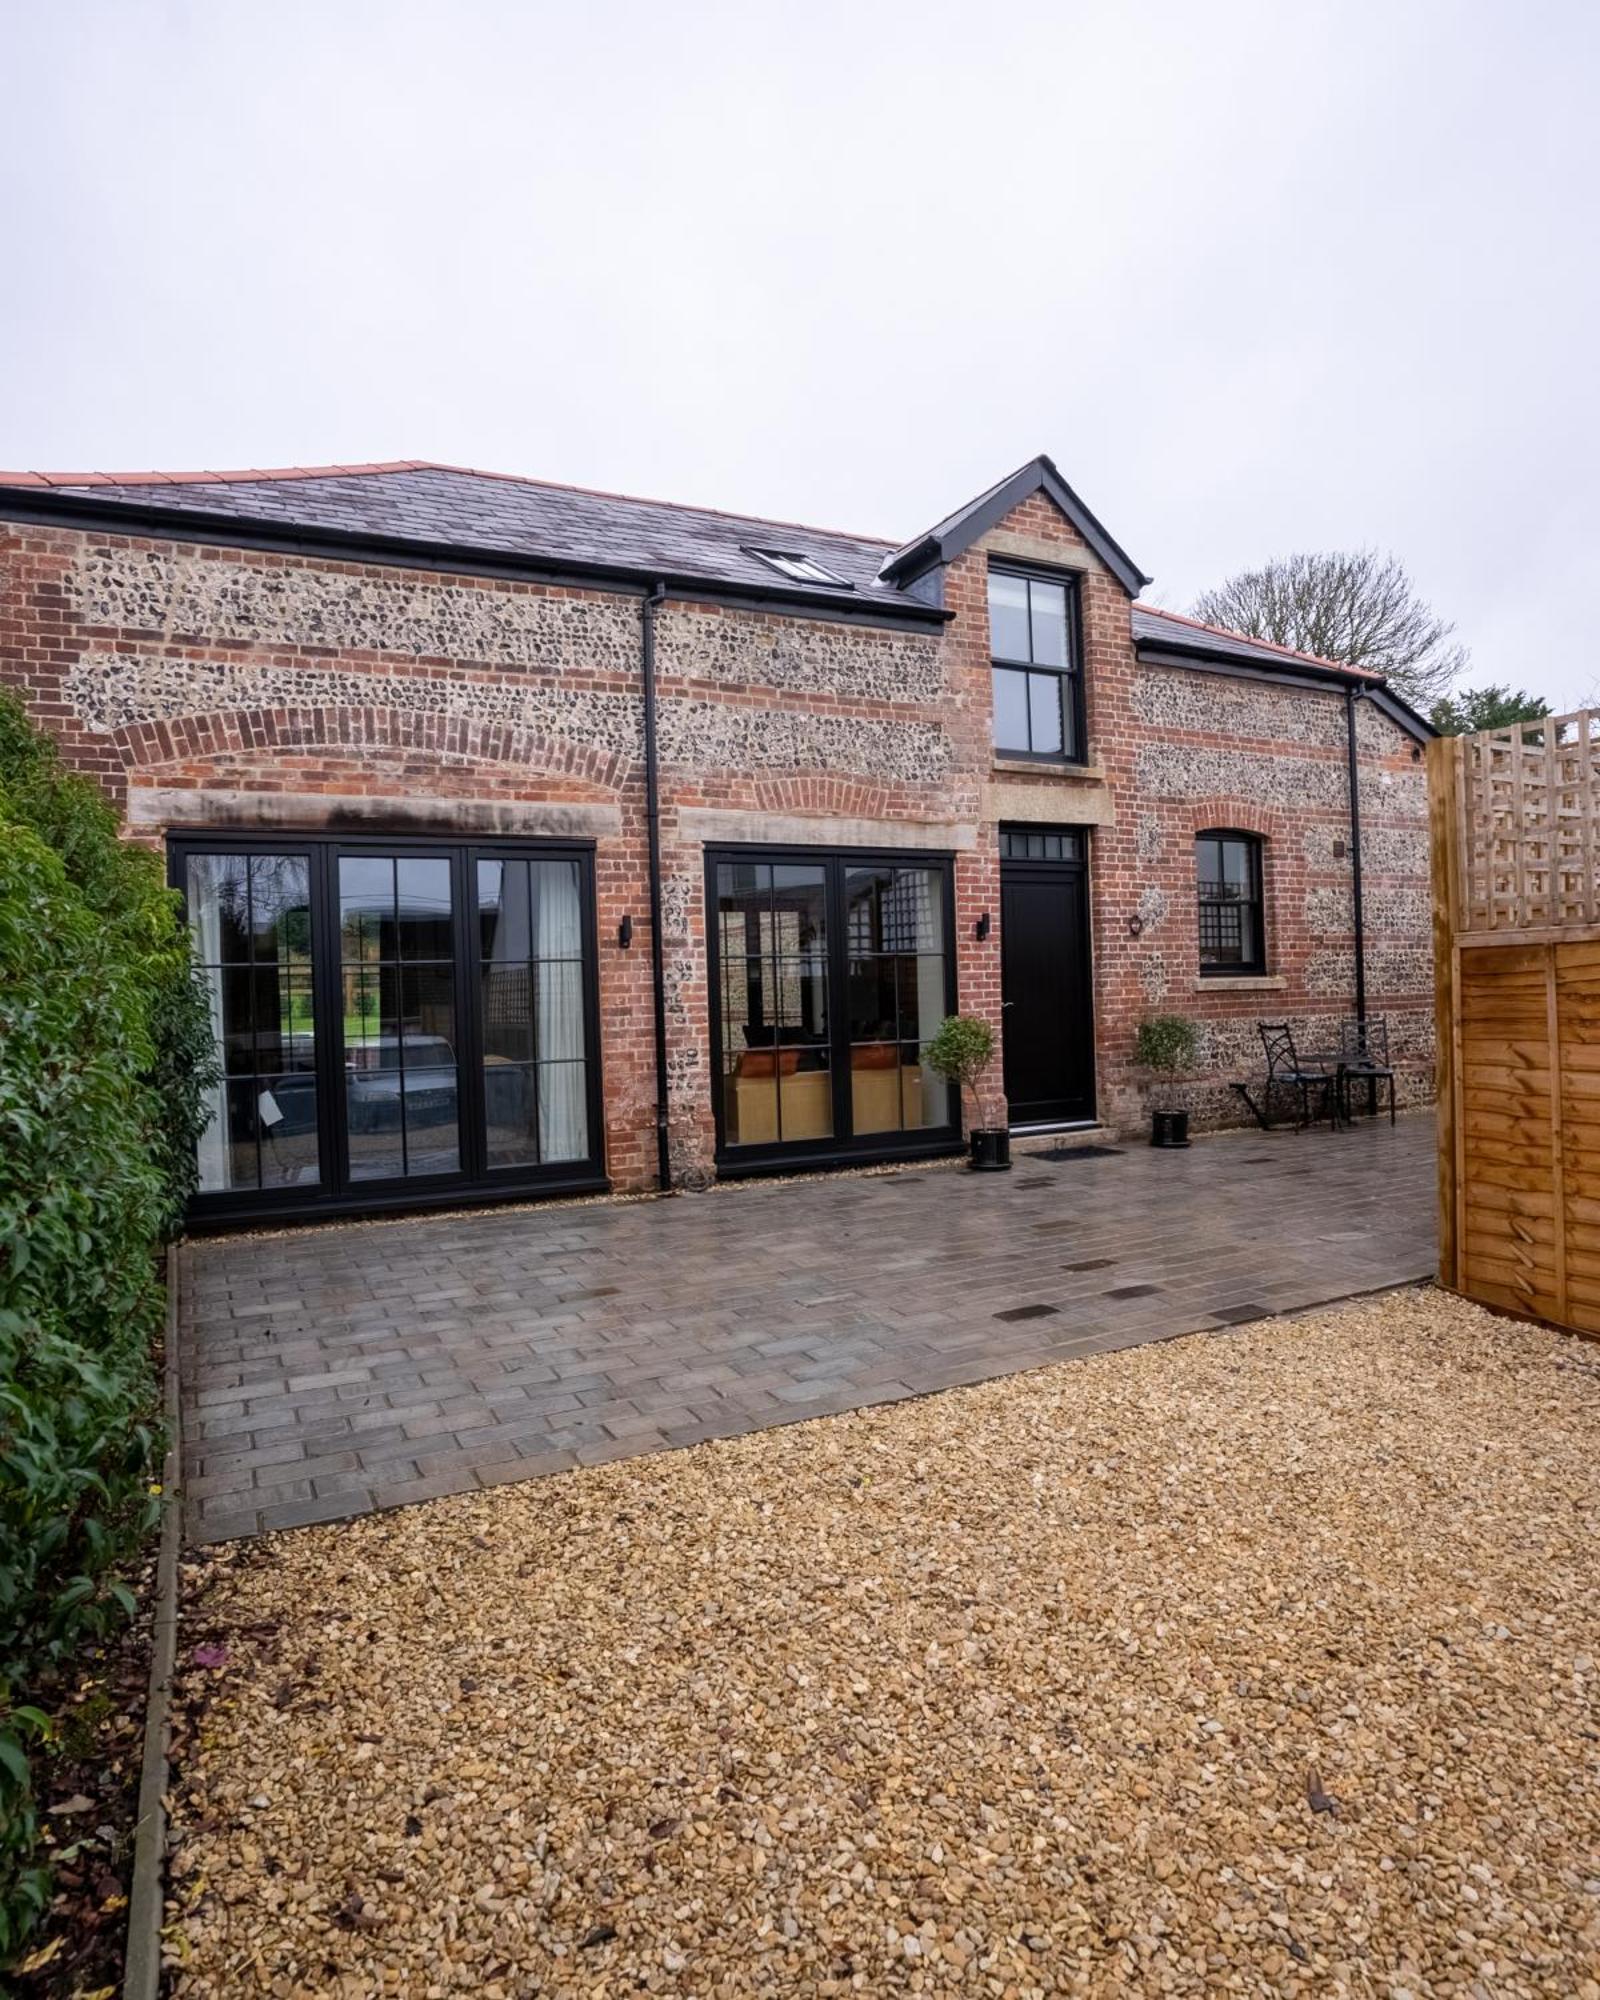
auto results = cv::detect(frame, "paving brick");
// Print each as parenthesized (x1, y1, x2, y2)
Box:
(178, 1118, 1435, 1538)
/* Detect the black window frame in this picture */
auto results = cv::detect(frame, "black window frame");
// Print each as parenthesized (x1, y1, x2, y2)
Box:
(169, 830, 607, 1228)
(1195, 829, 1267, 977)
(703, 843, 961, 1176)
(987, 560, 1087, 766)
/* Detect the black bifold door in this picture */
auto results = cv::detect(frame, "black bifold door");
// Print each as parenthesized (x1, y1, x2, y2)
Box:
(172, 835, 605, 1223)
(705, 846, 960, 1171)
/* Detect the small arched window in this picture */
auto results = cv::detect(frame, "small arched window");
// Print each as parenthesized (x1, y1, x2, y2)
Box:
(1196, 831, 1265, 975)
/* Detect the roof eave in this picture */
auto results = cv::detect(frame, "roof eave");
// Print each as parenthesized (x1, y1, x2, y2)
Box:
(0, 487, 950, 630)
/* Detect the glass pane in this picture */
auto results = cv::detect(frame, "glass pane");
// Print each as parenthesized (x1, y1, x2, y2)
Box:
(992, 667, 1029, 750)
(844, 866, 893, 952)
(769, 865, 827, 957)
(216, 965, 256, 1074)
(343, 963, 394, 1064)
(250, 856, 311, 964)
(401, 964, 456, 1054)
(988, 571, 1030, 661)
(252, 966, 316, 1074)
(537, 960, 585, 1062)
(256, 1073, 321, 1187)
(538, 1063, 588, 1162)
(532, 860, 584, 958)
(347, 1120, 407, 1182)
(772, 958, 828, 1041)
(479, 859, 531, 960)
(779, 1056, 832, 1141)
(485, 1061, 537, 1168)
(219, 1079, 261, 1190)
(399, 1067, 459, 1176)
(896, 952, 947, 1046)
(1221, 839, 1251, 892)
(481, 960, 534, 1063)
(724, 1051, 777, 1147)
(1029, 674, 1064, 756)
(728, 955, 781, 1050)
(187, 854, 250, 963)
(396, 858, 454, 960)
(906, 1049, 950, 1130)
(887, 869, 942, 953)
(1029, 580, 1068, 668)
(340, 856, 393, 963)
(848, 956, 899, 1042)
(850, 1043, 902, 1134)
(717, 862, 772, 960)
(1196, 838, 1222, 895)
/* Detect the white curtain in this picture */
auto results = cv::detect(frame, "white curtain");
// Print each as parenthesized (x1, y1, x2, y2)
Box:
(535, 862, 588, 1161)
(189, 861, 230, 1191)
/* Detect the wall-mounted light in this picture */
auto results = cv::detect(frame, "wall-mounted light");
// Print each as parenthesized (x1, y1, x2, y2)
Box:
(975, 911, 991, 941)
(618, 914, 634, 949)
(1127, 913, 1144, 938)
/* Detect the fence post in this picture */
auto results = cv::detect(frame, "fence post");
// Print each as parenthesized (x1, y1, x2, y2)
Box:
(1427, 734, 1459, 1290)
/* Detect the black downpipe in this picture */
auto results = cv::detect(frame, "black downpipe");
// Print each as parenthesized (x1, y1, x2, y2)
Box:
(641, 582, 673, 1190)
(1345, 686, 1368, 1025)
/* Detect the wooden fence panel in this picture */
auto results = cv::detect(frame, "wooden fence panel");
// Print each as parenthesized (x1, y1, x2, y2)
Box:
(1458, 944, 1559, 1324)
(1430, 715, 1600, 1338)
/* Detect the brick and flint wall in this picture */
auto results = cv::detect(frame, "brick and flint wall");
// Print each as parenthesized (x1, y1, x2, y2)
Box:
(0, 505, 1433, 1191)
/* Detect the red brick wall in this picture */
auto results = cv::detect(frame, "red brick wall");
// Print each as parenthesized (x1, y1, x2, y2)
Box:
(0, 505, 1433, 1196)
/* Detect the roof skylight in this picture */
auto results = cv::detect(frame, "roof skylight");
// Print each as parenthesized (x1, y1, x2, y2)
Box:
(745, 547, 853, 588)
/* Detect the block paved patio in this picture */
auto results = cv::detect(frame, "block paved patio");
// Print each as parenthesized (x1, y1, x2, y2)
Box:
(178, 1111, 1437, 1541)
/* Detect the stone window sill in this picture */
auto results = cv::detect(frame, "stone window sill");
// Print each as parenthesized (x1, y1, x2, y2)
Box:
(991, 757, 1108, 783)
(1194, 973, 1287, 992)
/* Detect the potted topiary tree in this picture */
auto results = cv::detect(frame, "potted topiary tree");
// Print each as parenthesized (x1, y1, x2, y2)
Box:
(926, 1013, 1010, 1171)
(1133, 1014, 1199, 1148)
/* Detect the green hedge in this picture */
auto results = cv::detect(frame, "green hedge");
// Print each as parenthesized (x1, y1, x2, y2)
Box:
(0, 691, 213, 1960)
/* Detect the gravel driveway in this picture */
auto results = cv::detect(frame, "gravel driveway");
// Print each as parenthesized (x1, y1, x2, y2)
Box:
(166, 1288, 1600, 1997)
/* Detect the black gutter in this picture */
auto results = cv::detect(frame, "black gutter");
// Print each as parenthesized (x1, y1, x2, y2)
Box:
(641, 582, 672, 1192)
(1345, 687, 1368, 1025)
(0, 488, 949, 631)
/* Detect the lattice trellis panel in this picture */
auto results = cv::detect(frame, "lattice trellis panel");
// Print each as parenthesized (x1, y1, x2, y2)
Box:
(1457, 711, 1600, 934)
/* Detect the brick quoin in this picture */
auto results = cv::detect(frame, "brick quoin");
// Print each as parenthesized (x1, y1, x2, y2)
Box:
(0, 485, 1434, 1203)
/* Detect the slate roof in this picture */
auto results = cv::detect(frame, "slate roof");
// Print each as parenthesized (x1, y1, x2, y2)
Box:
(0, 460, 927, 616)
(1132, 604, 1382, 680)
(1133, 605, 1435, 741)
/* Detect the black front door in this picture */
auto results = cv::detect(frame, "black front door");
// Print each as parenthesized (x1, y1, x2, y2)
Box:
(1000, 828, 1095, 1126)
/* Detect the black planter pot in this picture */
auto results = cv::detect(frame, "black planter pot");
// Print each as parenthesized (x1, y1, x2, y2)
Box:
(968, 1127, 1012, 1172)
(1149, 1109, 1191, 1149)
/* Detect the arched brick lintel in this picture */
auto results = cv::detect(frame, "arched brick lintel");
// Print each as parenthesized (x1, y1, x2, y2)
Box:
(110, 706, 638, 796)
(1172, 798, 1290, 844)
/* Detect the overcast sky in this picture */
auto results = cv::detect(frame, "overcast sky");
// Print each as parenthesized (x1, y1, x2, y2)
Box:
(4, 0, 1597, 704)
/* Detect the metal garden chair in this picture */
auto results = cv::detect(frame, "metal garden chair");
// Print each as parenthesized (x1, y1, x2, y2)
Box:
(1256, 1020, 1339, 1132)
(1337, 1016, 1397, 1125)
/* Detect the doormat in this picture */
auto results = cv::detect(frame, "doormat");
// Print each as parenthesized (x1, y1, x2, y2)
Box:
(1037, 1144, 1124, 1163)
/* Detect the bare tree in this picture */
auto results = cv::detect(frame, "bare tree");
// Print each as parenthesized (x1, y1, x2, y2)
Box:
(1192, 550, 1467, 708)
